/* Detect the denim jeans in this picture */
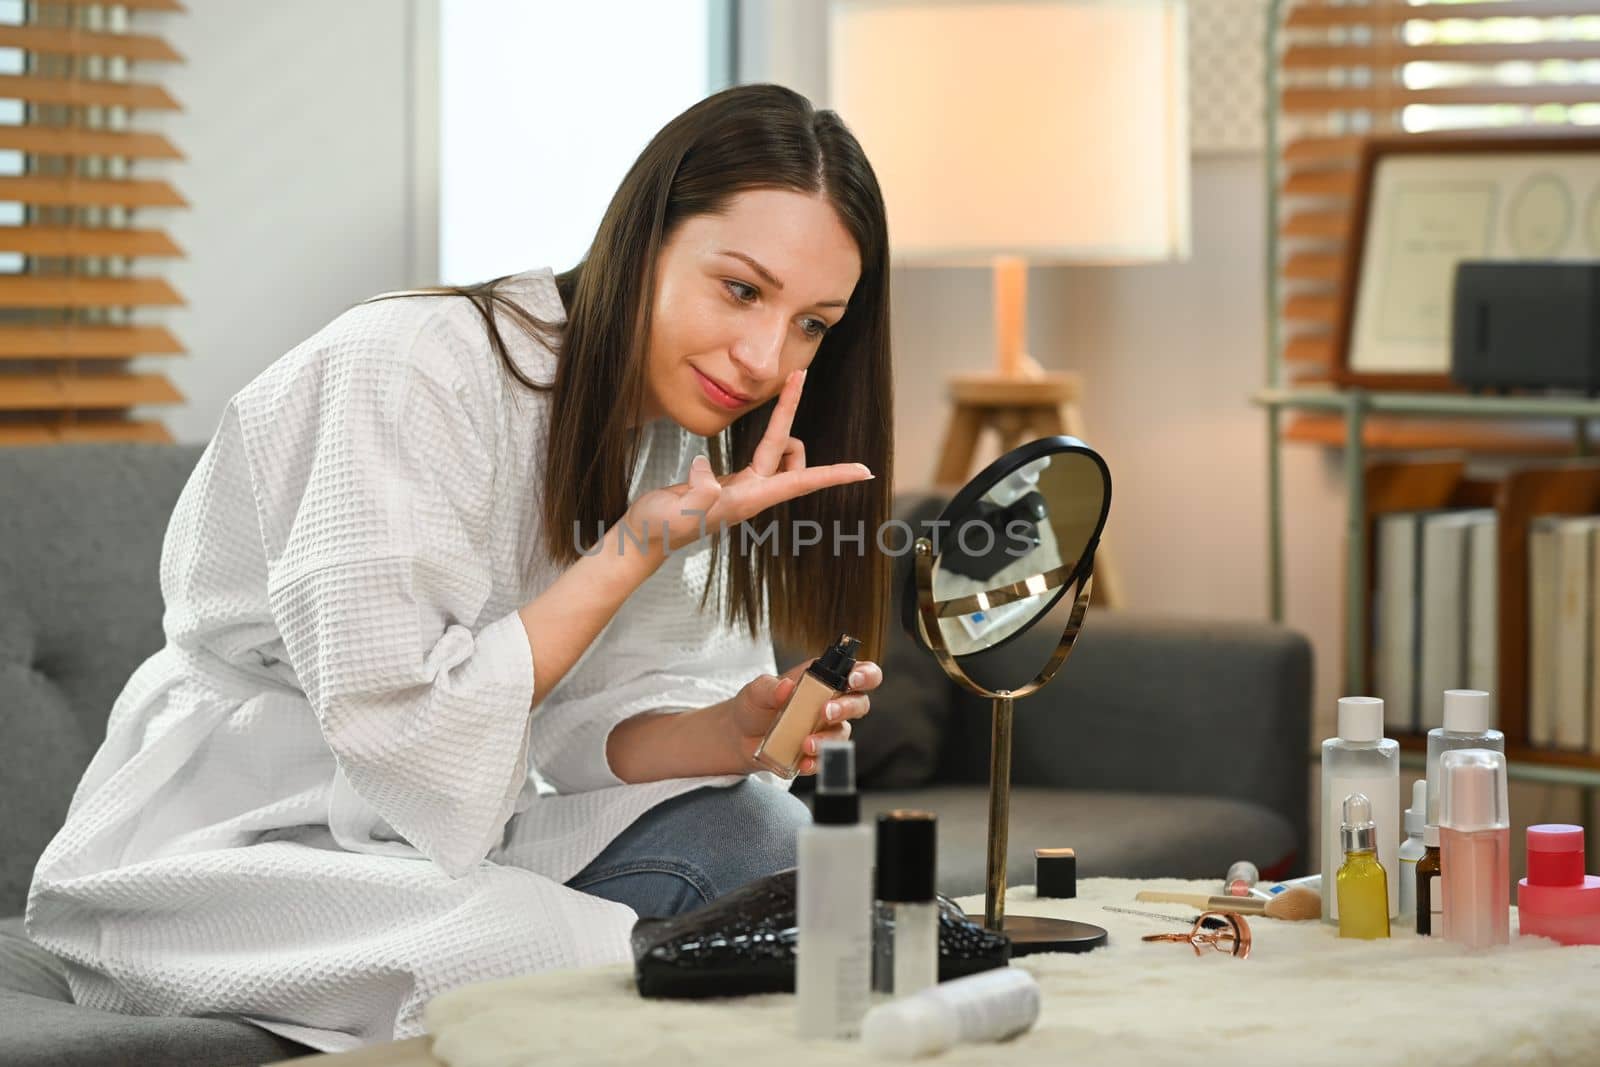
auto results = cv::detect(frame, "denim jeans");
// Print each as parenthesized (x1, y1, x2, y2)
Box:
(565, 779, 810, 918)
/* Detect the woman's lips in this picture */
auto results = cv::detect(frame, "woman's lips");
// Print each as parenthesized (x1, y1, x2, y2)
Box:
(693, 366, 749, 410)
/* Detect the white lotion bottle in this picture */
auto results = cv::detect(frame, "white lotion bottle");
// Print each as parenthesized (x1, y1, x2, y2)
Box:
(797, 740, 873, 1039)
(1425, 689, 1504, 827)
(861, 967, 1042, 1060)
(1321, 696, 1400, 921)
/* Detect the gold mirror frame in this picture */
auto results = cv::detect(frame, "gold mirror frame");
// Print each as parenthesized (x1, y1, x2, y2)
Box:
(914, 537, 1092, 931)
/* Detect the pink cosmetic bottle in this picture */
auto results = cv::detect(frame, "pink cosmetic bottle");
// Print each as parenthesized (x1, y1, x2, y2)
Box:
(1518, 824, 1600, 946)
(1438, 749, 1510, 949)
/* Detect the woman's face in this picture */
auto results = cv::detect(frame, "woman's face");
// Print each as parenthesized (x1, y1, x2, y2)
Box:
(641, 188, 862, 436)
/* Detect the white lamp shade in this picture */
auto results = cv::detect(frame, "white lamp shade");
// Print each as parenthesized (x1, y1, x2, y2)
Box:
(828, 0, 1191, 267)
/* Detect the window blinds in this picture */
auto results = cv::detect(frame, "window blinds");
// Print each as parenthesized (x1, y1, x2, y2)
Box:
(0, 0, 184, 446)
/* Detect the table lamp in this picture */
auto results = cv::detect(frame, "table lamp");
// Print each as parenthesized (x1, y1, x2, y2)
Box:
(828, 0, 1191, 488)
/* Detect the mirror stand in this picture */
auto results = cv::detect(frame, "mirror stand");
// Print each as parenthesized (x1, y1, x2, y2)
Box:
(913, 538, 1109, 956)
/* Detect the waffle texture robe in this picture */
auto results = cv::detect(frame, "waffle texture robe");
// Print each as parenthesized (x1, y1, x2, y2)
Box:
(25, 268, 783, 1053)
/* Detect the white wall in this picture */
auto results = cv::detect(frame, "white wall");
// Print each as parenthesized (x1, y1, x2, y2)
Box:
(133, 0, 435, 445)
(735, 0, 1352, 743)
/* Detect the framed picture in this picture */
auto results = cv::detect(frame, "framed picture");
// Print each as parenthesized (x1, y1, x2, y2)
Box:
(1333, 133, 1600, 390)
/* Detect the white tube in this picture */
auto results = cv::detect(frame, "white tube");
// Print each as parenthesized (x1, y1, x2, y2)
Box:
(860, 967, 1041, 1059)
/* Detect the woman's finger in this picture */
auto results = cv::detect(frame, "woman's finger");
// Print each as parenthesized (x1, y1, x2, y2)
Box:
(804, 720, 853, 755)
(821, 693, 870, 724)
(780, 436, 805, 473)
(750, 369, 805, 476)
(755, 461, 873, 510)
(844, 661, 882, 693)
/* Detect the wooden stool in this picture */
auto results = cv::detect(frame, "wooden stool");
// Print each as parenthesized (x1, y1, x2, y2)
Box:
(932, 370, 1121, 609)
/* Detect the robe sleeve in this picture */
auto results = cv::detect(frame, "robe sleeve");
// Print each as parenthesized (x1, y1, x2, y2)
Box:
(251, 330, 535, 879)
(527, 547, 782, 795)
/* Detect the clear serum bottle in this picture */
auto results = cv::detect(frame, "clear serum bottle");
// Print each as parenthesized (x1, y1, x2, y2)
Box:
(1337, 792, 1391, 940)
(873, 810, 939, 997)
(796, 740, 873, 1039)
(1321, 696, 1400, 922)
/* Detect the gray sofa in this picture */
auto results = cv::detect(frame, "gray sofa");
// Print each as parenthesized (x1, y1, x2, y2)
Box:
(0, 444, 1311, 1066)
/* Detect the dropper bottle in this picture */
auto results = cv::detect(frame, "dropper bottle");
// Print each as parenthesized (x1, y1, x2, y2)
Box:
(1336, 792, 1392, 939)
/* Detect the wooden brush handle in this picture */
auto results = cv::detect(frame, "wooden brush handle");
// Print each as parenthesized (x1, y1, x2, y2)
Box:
(1134, 890, 1268, 913)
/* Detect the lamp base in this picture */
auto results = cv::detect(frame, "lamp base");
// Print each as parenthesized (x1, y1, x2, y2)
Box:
(968, 912, 1108, 956)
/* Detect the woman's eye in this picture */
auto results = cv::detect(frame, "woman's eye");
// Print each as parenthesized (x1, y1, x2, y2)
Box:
(801, 318, 829, 340)
(723, 280, 758, 303)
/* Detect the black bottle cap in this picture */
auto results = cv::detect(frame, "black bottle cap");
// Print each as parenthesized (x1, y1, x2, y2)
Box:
(812, 740, 860, 825)
(1035, 847, 1077, 899)
(807, 633, 860, 692)
(875, 810, 937, 902)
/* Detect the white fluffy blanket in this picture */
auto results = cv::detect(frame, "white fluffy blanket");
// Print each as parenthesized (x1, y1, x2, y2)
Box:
(423, 878, 1600, 1066)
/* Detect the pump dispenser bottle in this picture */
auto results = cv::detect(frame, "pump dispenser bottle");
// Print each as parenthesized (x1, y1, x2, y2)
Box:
(1438, 748, 1510, 949)
(755, 634, 860, 778)
(1336, 792, 1392, 939)
(1321, 697, 1400, 921)
(797, 740, 873, 1038)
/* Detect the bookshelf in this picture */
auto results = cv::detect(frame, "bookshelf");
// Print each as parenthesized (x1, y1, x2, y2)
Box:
(1253, 386, 1600, 784)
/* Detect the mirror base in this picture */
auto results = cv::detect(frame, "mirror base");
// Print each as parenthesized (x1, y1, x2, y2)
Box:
(968, 912, 1108, 956)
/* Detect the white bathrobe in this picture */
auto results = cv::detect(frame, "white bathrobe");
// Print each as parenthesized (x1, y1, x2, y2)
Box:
(24, 268, 783, 1053)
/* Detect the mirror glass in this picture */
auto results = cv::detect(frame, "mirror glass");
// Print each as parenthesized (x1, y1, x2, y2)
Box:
(902, 438, 1111, 657)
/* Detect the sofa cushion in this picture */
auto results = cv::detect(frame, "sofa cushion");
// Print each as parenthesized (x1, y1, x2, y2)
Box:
(0, 444, 204, 915)
(853, 786, 1298, 898)
(0, 916, 312, 1067)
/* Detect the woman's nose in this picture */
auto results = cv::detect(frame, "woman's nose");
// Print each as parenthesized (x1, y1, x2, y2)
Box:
(728, 316, 786, 384)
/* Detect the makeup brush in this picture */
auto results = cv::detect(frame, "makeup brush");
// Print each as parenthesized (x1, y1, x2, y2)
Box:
(1134, 886, 1321, 921)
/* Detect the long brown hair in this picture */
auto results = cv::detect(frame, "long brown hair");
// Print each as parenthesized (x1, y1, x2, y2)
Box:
(376, 83, 893, 660)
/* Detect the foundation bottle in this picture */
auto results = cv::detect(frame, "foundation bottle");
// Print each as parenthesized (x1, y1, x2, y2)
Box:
(1438, 748, 1510, 949)
(754, 633, 859, 778)
(1336, 792, 1391, 939)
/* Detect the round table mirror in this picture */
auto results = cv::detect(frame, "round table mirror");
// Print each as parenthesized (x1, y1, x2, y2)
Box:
(895, 435, 1112, 955)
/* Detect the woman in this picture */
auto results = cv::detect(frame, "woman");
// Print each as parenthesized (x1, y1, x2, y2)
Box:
(26, 83, 894, 1052)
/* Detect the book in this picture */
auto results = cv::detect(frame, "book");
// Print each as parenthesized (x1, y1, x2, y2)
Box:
(1529, 517, 1560, 748)
(1374, 511, 1421, 734)
(1550, 518, 1592, 751)
(1418, 511, 1488, 732)
(1465, 512, 1499, 704)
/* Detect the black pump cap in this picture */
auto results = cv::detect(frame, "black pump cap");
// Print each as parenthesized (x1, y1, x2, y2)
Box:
(812, 740, 860, 825)
(807, 633, 860, 692)
(875, 810, 937, 902)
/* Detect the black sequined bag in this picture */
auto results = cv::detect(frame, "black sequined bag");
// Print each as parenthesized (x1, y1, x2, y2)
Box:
(630, 867, 1010, 998)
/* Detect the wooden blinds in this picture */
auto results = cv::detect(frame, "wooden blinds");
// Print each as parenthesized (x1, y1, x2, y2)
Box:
(1271, 0, 1600, 387)
(0, 0, 185, 447)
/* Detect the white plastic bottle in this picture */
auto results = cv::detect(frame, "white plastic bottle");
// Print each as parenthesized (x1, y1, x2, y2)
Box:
(1399, 778, 1427, 921)
(1425, 689, 1505, 827)
(1321, 696, 1400, 921)
(797, 740, 873, 1039)
(861, 967, 1041, 1059)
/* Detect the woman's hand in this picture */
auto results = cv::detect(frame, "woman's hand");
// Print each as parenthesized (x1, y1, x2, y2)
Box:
(622, 368, 874, 556)
(726, 656, 883, 776)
